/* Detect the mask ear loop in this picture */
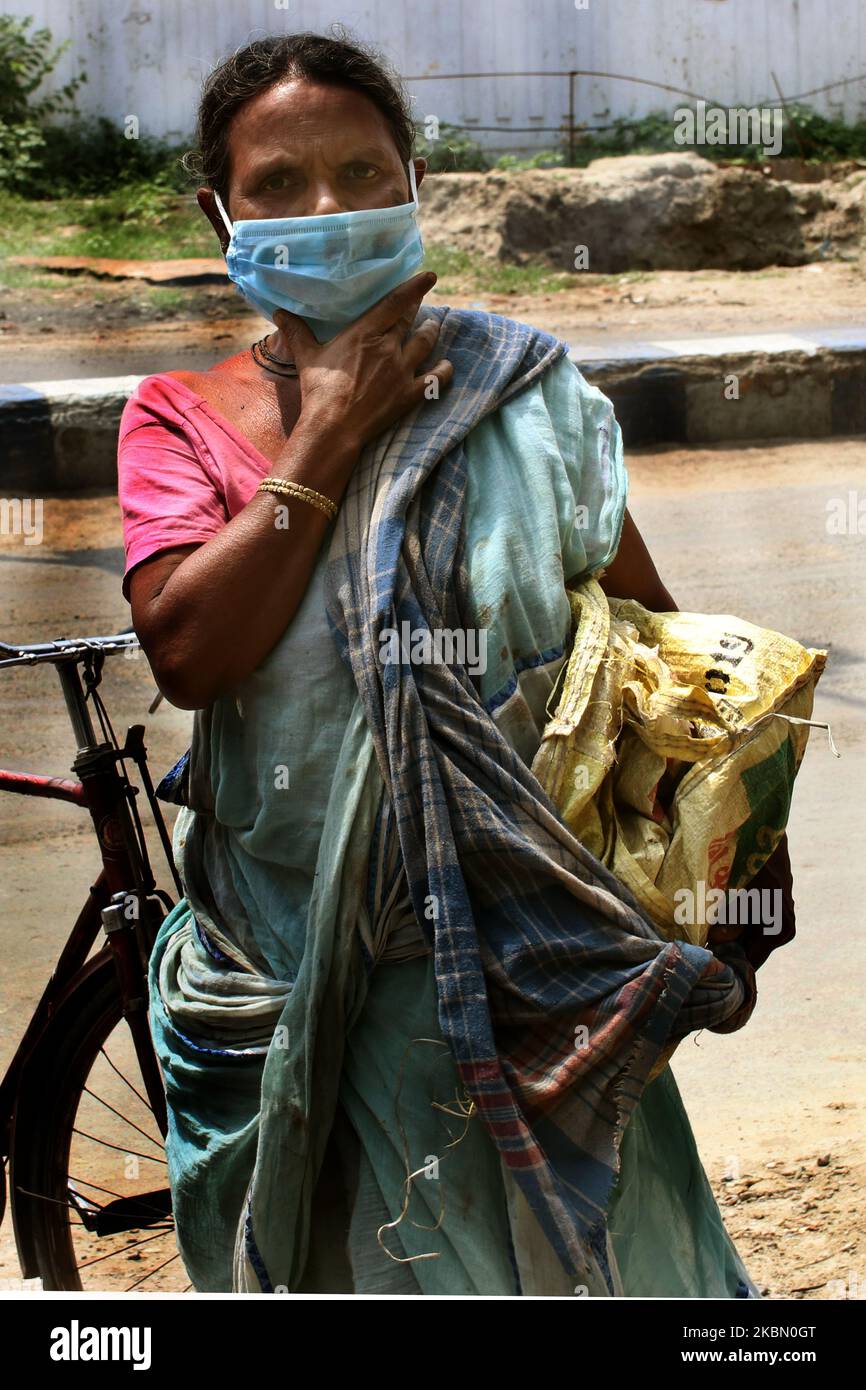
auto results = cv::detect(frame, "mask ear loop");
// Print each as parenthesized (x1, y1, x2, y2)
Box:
(407, 158, 419, 207)
(212, 188, 234, 236)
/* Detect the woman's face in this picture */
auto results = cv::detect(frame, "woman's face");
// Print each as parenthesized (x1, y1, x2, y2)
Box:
(199, 77, 425, 246)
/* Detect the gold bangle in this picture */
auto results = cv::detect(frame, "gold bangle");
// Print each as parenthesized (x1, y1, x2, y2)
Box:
(257, 475, 338, 522)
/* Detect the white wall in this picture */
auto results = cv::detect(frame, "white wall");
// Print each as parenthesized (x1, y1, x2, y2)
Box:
(4, 0, 865, 150)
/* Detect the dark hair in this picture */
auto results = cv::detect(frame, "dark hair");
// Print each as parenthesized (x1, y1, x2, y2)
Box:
(182, 28, 416, 208)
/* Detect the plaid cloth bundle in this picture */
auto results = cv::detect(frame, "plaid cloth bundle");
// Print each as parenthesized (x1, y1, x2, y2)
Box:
(324, 306, 754, 1289)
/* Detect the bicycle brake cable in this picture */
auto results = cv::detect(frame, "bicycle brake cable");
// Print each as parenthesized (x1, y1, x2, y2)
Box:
(82, 652, 155, 894)
(82, 651, 116, 749)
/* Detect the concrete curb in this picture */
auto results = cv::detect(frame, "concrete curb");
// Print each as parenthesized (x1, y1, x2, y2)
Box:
(1, 332, 865, 491)
(0, 377, 142, 493)
(575, 325, 866, 444)
(583, 339, 866, 447)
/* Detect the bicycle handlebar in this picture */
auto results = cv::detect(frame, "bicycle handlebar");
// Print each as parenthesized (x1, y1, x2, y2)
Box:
(0, 629, 140, 670)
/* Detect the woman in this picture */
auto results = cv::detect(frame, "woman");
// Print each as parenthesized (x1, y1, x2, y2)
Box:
(118, 31, 776, 1296)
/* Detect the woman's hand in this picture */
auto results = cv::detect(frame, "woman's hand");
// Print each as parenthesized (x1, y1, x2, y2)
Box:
(273, 271, 453, 450)
(128, 273, 450, 710)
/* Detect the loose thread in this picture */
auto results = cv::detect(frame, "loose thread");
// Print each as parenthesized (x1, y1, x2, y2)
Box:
(376, 1036, 477, 1264)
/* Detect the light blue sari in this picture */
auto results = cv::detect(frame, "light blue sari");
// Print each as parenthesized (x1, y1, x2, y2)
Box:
(148, 347, 758, 1296)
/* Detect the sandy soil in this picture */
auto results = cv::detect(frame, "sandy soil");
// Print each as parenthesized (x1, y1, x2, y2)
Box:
(711, 1149, 865, 1299)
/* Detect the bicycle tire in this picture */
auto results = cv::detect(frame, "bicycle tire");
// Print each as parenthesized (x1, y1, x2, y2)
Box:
(9, 955, 178, 1292)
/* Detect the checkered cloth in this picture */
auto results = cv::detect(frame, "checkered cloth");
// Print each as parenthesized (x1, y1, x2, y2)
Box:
(324, 306, 754, 1288)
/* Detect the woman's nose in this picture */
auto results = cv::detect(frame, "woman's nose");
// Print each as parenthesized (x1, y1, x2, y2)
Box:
(305, 182, 347, 216)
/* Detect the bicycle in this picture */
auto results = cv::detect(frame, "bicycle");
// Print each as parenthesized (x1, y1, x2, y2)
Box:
(0, 628, 189, 1292)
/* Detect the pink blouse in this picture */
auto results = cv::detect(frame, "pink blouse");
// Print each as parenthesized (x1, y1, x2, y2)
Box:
(117, 374, 274, 600)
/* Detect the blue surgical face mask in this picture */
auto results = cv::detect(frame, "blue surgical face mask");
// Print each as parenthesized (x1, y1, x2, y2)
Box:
(213, 159, 424, 343)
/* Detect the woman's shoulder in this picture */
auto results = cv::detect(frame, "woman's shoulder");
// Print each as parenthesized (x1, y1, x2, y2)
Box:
(155, 352, 253, 399)
(122, 352, 271, 448)
(428, 302, 560, 347)
(119, 355, 251, 436)
(118, 371, 203, 441)
(435, 306, 601, 383)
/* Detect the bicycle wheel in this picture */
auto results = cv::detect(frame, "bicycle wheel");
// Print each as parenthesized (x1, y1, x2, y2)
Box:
(9, 955, 188, 1292)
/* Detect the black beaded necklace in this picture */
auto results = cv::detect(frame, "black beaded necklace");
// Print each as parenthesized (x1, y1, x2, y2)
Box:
(250, 334, 298, 377)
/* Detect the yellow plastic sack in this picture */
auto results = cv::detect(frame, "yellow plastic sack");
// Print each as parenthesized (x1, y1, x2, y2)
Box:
(532, 578, 827, 948)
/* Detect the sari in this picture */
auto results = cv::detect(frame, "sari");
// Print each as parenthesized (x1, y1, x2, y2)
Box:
(122, 307, 758, 1295)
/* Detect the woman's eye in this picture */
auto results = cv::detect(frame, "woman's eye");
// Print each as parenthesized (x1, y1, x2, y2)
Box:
(262, 174, 289, 191)
(348, 164, 377, 179)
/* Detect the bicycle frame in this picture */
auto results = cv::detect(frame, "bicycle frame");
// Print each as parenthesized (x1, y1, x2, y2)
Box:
(0, 631, 182, 1198)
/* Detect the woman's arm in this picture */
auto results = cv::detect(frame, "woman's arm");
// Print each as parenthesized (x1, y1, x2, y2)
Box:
(596, 508, 678, 612)
(129, 273, 451, 710)
(129, 414, 359, 710)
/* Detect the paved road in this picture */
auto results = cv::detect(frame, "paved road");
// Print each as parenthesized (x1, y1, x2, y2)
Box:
(1, 435, 864, 1290)
(621, 441, 866, 1147)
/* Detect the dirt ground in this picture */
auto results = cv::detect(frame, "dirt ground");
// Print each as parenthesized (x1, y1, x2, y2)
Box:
(713, 1151, 864, 1300)
(1, 260, 864, 382)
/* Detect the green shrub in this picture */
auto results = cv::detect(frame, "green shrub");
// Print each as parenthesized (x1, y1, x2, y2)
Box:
(35, 117, 189, 196)
(413, 122, 492, 172)
(777, 103, 866, 159)
(570, 104, 866, 165)
(495, 150, 566, 170)
(0, 15, 85, 192)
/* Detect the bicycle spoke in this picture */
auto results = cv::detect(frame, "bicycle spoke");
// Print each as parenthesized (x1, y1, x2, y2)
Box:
(98, 1045, 153, 1114)
(66, 1175, 130, 1200)
(67, 1174, 174, 1222)
(14, 1182, 172, 1238)
(82, 1085, 164, 1151)
(125, 1249, 184, 1292)
(77, 1225, 175, 1236)
(12, 947, 186, 1290)
(76, 1227, 178, 1270)
(72, 1129, 167, 1164)
(14, 1186, 89, 1224)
